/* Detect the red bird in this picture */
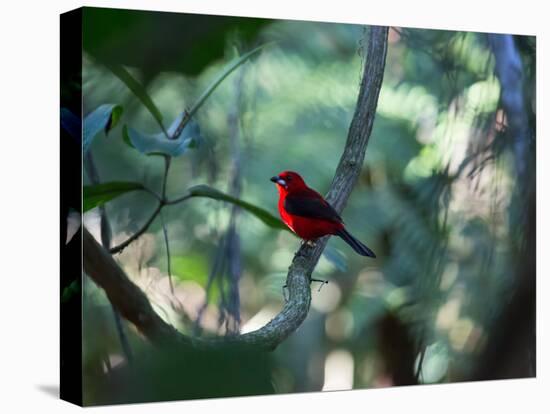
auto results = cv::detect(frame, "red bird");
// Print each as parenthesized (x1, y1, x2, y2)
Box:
(271, 171, 376, 257)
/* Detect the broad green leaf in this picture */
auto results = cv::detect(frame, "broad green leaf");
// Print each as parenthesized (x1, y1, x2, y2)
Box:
(84, 181, 144, 212)
(102, 62, 167, 135)
(83, 104, 123, 153)
(126, 115, 201, 157)
(121, 126, 167, 157)
(185, 185, 289, 231)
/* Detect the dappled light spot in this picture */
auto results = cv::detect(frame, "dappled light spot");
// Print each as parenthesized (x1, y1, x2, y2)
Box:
(106, 354, 124, 372)
(269, 248, 294, 270)
(495, 108, 507, 132)
(384, 287, 409, 309)
(440, 262, 459, 291)
(82, 209, 102, 242)
(322, 349, 354, 391)
(448, 317, 483, 353)
(436, 297, 461, 331)
(357, 270, 386, 297)
(240, 305, 279, 334)
(311, 282, 341, 313)
(416, 342, 449, 384)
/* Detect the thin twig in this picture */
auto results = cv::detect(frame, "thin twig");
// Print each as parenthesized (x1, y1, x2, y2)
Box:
(161, 155, 172, 198)
(159, 211, 174, 294)
(109, 202, 163, 254)
(142, 187, 163, 202)
(164, 193, 193, 205)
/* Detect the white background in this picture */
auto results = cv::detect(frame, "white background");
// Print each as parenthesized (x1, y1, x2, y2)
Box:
(0, 0, 547, 412)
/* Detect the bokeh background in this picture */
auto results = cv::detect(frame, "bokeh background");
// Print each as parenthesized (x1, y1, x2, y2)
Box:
(77, 7, 536, 405)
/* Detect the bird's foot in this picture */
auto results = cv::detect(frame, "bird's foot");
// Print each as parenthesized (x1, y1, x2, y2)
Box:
(300, 239, 317, 248)
(309, 277, 329, 292)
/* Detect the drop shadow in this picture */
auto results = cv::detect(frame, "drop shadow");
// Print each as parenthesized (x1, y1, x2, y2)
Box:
(36, 384, 59, 399)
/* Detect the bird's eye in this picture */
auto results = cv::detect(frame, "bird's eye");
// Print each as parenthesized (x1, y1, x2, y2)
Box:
(286, 175, 292, 181)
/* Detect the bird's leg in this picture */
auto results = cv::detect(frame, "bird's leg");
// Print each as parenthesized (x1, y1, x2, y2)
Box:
(300, 239, 318, 248)
(301, 239, 317, 247)
(309, 277, 329, 292)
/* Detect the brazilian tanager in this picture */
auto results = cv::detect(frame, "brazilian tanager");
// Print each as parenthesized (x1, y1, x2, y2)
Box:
(271, 171, 376, 257)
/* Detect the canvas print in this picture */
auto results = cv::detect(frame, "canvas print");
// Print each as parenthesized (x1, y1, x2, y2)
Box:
(60, 6, 536, 406)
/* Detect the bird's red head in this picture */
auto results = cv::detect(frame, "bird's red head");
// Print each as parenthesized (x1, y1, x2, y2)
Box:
(270, 171, 307, 194)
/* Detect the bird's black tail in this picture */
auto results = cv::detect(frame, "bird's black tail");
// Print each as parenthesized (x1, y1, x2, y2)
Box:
(336, 228, 376, 258)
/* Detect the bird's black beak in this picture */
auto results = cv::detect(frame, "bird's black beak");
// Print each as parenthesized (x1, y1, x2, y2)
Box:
(270, 176, 287, 187)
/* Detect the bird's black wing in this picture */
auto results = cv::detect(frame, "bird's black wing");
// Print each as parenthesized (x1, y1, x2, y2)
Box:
(284, 192, 342, 222)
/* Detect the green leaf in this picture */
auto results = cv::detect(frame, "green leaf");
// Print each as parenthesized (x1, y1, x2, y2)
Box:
(121, 124, 136, 149)
(102, 62, 167, 136)
(185, 185, 289, 231)
(126, 114, 201, 157)
(84, 181, 144, 212)
(83, 104, 123, 153)
(108, 105, 123, 131)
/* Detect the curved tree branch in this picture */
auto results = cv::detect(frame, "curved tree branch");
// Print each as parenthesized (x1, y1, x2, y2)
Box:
(83, 26, 388, 351)
(237, 25, 388, 349)
(84, 227, 192, 347)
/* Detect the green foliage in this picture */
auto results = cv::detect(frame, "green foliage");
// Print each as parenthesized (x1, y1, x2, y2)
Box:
(125, 115, 200, 156)
(83, 104, 123, 152)
(83, 181, 144, 212)
(112, 44, 266, 158)
(85, 344, 274, 405)
(185, 185, 289, 231)
(82, 7, 271, 77)
(102, 62, 167, 135)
